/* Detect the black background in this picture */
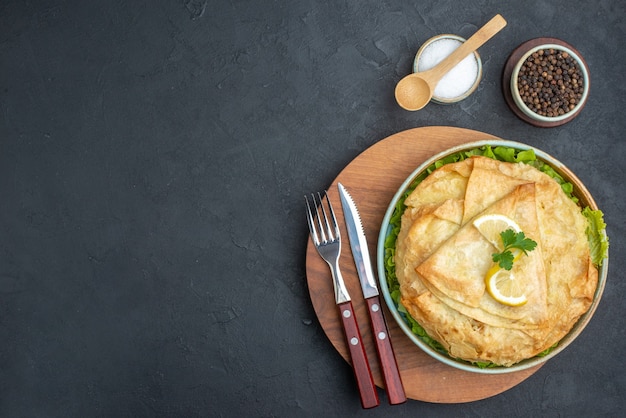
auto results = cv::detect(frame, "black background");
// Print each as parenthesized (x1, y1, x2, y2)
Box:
(1, 1, 624, 416)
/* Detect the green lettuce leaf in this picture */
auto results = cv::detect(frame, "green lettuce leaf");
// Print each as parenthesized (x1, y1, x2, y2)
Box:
(582, 207, 609, 266)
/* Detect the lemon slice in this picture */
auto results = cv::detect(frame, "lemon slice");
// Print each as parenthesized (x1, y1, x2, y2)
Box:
(485, 265, 528, 307)
(473, 214, 521, 251)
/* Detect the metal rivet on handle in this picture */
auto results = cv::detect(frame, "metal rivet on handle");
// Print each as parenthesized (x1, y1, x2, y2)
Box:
(350, 337, 359, 345)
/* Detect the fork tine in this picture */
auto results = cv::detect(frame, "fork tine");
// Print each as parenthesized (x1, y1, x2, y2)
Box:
(318, 191, 339, 242)
(325, 191, 340, 241)
(314, 193, 328, 243)
(305, 194, 320, 246)
(311, 193, 326, 246)
(306, 190, 341, 247)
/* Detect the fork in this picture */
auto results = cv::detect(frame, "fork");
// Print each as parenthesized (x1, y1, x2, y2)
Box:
(305, 191, 380, 409)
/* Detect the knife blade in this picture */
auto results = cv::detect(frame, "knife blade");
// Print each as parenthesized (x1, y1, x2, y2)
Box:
(338, 182, 406, 405)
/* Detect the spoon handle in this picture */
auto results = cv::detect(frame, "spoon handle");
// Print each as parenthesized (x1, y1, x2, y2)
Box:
(426, 14, 507, 84)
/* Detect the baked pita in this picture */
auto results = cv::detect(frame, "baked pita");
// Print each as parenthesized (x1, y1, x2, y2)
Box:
(396, 156, 597, 366)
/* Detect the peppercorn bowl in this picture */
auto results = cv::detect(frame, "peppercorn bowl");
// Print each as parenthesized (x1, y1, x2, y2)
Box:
(510, 43, 589, 124)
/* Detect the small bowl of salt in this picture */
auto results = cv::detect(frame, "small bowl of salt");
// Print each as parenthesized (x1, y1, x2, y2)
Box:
(413, 34, 483, 104)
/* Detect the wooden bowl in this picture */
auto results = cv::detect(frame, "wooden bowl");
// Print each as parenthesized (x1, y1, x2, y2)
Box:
(502, 38, 590, 128)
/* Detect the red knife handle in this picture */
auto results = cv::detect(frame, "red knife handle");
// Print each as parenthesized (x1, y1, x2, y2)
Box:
(366, 296, 406, 405)
(337, 301, 380, 409)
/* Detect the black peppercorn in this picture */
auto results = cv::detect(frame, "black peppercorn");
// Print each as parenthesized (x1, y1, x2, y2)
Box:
(517, 48, 584, 118)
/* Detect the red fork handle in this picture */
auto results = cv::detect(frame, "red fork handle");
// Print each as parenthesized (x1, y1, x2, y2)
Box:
(337, 301, 380, 409)
(366, 296, 407, 405)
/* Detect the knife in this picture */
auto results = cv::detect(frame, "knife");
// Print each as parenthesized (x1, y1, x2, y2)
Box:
(338, 183, 407, 405)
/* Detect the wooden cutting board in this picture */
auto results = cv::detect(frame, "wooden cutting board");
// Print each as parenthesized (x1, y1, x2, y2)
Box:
(305, 126, 542, 403)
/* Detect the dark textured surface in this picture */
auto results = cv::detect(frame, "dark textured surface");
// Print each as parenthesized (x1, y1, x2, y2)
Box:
(1, 1, 624, 416)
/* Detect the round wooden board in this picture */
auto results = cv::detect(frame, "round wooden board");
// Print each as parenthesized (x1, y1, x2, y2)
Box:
(305, 126, 543, 403)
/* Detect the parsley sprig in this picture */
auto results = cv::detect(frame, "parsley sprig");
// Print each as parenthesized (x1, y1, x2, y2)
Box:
(492, 229, 537, 270)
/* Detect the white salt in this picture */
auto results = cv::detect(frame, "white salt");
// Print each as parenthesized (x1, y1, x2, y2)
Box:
(416, 37, 480, 100)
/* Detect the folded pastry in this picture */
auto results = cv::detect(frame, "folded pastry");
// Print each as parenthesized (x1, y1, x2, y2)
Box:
(396, 156, 597, 366)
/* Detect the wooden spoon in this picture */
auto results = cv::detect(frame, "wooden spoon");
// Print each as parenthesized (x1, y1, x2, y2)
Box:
(395, 14, 507, 111)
